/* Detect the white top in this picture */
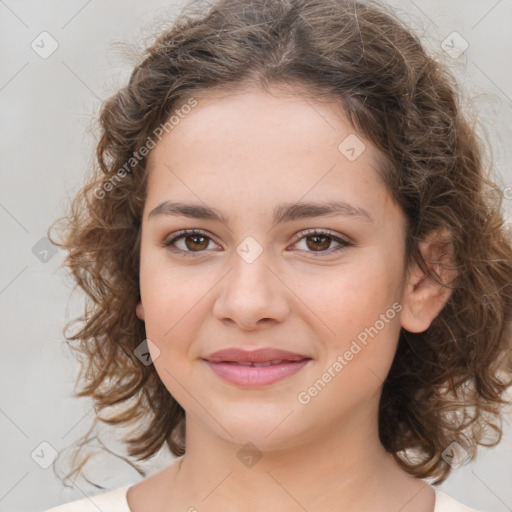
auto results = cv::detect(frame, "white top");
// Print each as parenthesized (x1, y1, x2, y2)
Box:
(44, 485, 481, 511)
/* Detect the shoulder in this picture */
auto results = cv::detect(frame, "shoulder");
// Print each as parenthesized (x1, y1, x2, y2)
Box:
(434, 490, 481, 512)
(43, 485, 131, 512)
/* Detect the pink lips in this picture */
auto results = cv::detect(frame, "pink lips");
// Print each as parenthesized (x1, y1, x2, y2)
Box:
(203, 347, 312, 387)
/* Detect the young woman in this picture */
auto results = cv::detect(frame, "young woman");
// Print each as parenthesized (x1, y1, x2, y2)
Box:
(45, 0, 512, 510)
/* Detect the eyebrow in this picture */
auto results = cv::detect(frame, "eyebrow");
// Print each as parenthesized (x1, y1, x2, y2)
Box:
(148, 200, 374, 226)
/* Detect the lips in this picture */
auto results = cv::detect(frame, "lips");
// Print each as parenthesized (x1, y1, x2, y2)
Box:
(204, 347, 310, 364)
(203, 347, 312, 387)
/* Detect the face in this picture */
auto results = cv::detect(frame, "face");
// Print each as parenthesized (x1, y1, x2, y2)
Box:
(136, 86, 413, 450)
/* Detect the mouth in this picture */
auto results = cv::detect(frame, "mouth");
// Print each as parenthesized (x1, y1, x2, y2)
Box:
(218, 359, 304, 367)
(202, 347, 312, 387)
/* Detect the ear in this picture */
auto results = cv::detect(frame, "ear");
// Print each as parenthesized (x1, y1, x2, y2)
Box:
(400, 228, 457, 333)
(136, 300, 145, 321)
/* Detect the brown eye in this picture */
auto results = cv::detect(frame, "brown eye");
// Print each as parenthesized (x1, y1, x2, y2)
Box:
(292, 229, 351, 255)
(163, 229, 218, 256)
(183, 234, 209, 251)
(305, 233, 332, 251)
(163, 228, 351, 258)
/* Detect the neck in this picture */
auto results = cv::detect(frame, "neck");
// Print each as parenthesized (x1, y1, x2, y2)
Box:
(163, 399, 434, 512)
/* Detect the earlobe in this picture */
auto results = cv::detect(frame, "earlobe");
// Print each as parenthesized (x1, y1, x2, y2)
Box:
(400, 228, 457, 334)
(136, 301, 145, 321)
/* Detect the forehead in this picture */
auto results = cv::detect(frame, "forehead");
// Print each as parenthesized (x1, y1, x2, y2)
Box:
(144, 86, 397, 228)
(166, 84, 353, 148)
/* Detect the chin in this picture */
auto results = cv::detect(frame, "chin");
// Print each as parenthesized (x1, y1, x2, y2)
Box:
(205, 406, 312, 451)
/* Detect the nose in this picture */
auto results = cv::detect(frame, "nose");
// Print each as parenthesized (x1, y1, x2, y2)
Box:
(212, 247, 291, 331)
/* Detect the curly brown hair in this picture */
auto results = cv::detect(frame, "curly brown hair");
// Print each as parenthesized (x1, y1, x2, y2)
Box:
(49, 0, 512, 487)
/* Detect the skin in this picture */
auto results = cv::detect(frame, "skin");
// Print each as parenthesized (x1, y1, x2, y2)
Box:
(128, 85, 453, 512)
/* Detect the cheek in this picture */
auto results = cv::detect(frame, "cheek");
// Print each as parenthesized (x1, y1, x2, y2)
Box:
(297, 257, 399, 330)
(139, 244, 204, 338)
(292, 255, 402, 374)
(142, 290, 202, 352)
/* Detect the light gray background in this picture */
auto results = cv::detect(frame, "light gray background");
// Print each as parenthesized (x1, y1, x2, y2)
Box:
(1, 1, 511, 511)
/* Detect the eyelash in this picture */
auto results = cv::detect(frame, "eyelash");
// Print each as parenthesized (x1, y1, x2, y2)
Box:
(162, 228, 352, 257)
